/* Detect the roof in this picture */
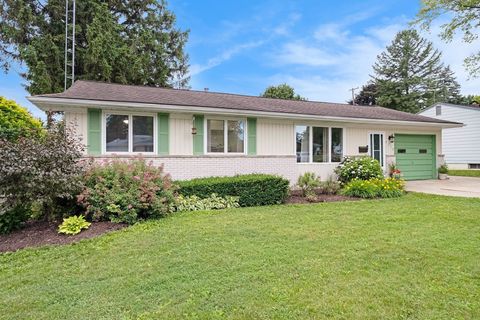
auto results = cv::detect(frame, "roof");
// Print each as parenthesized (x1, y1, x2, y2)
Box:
(421, 102, 480, 113)
(32, 80, 459, 125)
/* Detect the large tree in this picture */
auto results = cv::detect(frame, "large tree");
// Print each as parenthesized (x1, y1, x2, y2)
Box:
(261, 84, 306, 100)
(415, 0, 480, 77)
(0, 0, 189, 95)
(348, 83, 378, 105)
(372, 29, 461, 113)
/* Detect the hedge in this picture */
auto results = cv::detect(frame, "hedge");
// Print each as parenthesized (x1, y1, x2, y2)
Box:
(176, 174, 290, 207)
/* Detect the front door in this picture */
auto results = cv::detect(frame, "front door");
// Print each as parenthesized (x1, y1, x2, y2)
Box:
(369, 133, 384, 167)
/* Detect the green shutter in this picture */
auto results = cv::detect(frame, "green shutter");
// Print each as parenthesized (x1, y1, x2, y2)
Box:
(87, 108, 101, 155)
(247, 117, 257, 155)
(157, 113, 169, 155)
(193, 115, 204, 155)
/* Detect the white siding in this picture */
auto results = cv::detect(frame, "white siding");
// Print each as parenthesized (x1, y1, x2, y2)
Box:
(257, 119, 294, 155)
(420, 105, 480, 164)
(64, 111, 87, 148)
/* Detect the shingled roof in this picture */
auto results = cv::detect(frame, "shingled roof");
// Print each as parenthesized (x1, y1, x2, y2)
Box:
(34, 80, 458, 125)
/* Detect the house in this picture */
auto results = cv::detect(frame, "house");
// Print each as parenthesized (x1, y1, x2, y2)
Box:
(419, 103, 479, 169)
(28, 81, 461, 183)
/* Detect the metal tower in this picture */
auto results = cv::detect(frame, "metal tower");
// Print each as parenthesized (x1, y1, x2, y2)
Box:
(64, 0, 76, 91)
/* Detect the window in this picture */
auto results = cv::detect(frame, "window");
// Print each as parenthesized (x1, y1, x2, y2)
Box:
(207, 119, 245, 153)
(295, 126, 343, 163)
(469, 164, 480, 169)
(105, 113, 155, 153)
(436, 105, 442, 116)
(296, 126, 310, 163)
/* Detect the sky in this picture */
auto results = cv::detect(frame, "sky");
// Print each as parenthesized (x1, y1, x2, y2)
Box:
(2, 0, 480, 119)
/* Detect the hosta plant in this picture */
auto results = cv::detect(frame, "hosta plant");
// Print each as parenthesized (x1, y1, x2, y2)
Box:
(58, 215, 91, 235)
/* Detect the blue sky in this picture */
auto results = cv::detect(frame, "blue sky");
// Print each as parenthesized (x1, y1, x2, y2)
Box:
(2, 0, 480, 119)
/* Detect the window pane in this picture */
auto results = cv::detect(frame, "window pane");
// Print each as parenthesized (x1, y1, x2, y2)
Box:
(133, 116, 154, 152)
(106, 114, 129, 152)
(331, 128, 343, 162)
(207, 120, 225, 153)
(227, 120, 244, 153)
(312, 127, 329, 162)
(296, 126, 310, 163)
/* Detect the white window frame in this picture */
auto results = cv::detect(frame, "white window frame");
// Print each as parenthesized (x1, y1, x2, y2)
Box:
(368, 131, 386, 168)
(294, 125, 345, 164)
(204, 117, 247, 155)
(102, 110, 157, 155)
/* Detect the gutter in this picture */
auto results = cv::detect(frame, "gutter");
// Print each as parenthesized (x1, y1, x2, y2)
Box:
(27, 96, 463, 129)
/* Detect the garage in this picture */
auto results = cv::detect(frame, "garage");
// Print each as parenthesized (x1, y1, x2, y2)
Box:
(395, 134, 436, 180)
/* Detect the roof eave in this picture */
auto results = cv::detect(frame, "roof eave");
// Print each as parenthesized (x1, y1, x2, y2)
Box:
(27, 96, 462, 128)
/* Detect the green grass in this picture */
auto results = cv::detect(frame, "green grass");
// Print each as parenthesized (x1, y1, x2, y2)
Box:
(1, 193, 480, 319)
(449, 169, 480, 177)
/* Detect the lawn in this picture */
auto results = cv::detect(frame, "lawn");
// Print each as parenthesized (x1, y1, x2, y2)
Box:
(449, 169, 480, 177)
(1, 193, 480, 320)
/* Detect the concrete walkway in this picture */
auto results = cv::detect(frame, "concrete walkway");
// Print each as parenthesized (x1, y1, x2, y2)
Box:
(405, 176, 480, 198)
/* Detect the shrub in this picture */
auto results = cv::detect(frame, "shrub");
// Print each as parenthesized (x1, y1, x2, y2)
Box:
(177, 174, 290, 207)
(318, 177, 341, 195)
(297, 172, 321, 197)
(0, 205, 31, 234)
(171, 193, 240, 212)
(335, 156, 384, 184)
(77, 159, 174, 224)
(0, 96, 43, 141)
(58, 215, 91, 235)
(438, 164, 449, 174)
(342, 178, 405, 199)
(0, 122, 85, 222)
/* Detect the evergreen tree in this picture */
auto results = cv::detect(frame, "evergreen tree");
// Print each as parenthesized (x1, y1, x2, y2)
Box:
(261, 84, 306, 100)
(0, 0, 189, 95)
(372, 29, 461, 113)
(349, 83, 378, 105)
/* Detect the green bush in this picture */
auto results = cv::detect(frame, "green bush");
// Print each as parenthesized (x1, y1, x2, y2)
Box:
(77, 159, 174, 224)
(297, 172, 321, 197)
(0, 205, 31, 234)
(0, 96, 43, 141)
(341, 178, 405, 199)
(318, 177, 341, 195)
(177, 174, 290, 207)
(335, 156, 384, 184)
(438, 164, 449, 174)
(171, 193, 240, 212)
(58, 215, 91, 235)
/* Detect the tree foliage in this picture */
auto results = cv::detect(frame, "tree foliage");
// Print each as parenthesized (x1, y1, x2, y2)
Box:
(415, 0, 480, 77)
(372, 29, 461, 113)
(349, 83, 378, 105)
(0, 96, 43, 140)
(0, 0, 189, 94)
(261, 84, 306, 100)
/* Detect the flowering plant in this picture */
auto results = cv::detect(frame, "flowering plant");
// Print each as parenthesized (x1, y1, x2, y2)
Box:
(77, 158, 174, 224)
(335, 156, 384, 184)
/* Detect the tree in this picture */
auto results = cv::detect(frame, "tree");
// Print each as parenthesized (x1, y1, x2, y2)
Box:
(348, 83, 378, 105)
(0, 0, 189, 95)
(0, 96, 43, 140)
(372, 29, 462, 113)
(415, 0, 480, 77)
(261, 84, 306, 100)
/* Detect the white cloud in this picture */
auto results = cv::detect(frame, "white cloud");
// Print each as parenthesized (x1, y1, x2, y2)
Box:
(189, 40, 265, 76)
(268, 17, 480, 103)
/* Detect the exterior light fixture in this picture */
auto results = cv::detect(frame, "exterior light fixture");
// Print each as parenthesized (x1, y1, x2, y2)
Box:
(388, 134, 395, 143)
(192, 116, 197, 135)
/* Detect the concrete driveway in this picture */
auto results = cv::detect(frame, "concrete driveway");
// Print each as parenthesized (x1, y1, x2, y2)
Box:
(405, 176, 480, 198)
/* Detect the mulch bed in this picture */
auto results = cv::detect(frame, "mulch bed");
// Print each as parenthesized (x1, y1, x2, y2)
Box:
(0, 221, 127, 253)
(287, 190, 358, 204)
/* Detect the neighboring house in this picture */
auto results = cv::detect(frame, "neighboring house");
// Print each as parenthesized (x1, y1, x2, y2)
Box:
(419, 103, 479, 169)
(28, 81, 461, 183)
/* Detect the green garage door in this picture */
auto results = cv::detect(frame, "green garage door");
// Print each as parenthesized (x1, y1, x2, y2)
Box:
(395, 134, 436, 180)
